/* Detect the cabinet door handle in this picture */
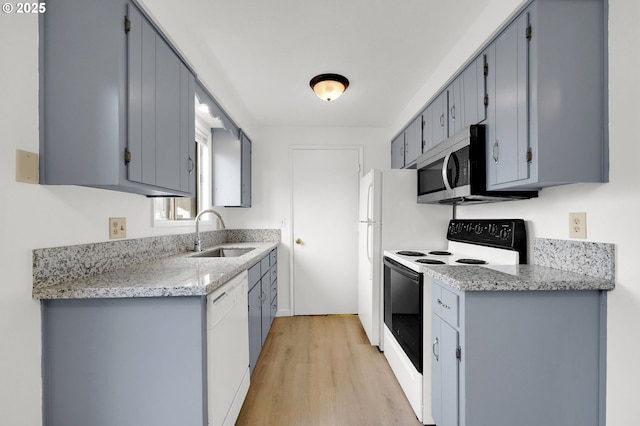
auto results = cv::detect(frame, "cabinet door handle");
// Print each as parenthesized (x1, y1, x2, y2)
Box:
(450, 104, 456, 120)
(493, 140, 499, 164)
(433, 337, 439, 361)
(440, 113, 445, 127)
(188, 156, 195, 174)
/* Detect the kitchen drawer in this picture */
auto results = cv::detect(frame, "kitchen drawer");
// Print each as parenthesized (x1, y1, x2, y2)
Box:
(270, 263, 277, 284)
(260, 256, 270, 277)
(248, 262, 261, 290)
(270, 249, 277, 266)
(432, 282, 459, 327)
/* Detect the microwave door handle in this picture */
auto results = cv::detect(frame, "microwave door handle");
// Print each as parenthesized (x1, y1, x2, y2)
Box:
(442, 151, 454, 192)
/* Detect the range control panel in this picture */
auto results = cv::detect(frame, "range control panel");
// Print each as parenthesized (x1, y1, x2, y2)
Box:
(447, 219, 527, 258)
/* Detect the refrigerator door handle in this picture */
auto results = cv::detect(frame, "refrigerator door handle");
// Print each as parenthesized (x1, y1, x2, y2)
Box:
(367, 223, 373, 279)
(366, 182, 374, 221)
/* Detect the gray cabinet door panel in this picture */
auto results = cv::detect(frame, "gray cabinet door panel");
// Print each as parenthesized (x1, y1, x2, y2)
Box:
(391, 133, 405, 169)
(447, 78, 463, 136)
(155, 37, 182, 191)
(492, 12, 530, 186)
(260, 277, 271, 345)
(241, 132, 252, 206)
(126, 3, 143, 184)
(462, 57, 486, 127)
(441, 320, 459, 426)
(404, 116, 422, 167)
(248, 282, 262, 374)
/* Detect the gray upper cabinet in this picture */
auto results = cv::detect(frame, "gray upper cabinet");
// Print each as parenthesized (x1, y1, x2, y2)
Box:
(447, 77, 463, 137)
(404, 116, 423, 168)
(40, 0, 196, 197)
(240, 131, 252, 207)
(424, 91, 448, 151)
(461, 56, 486, 127)
(485, 0, 607, 190)
(211, 128, 252, 207)
(127, 2, 196, 195)
(485, 11, 530, 188)
(394, 0, 607, 192)
(390, 133, 405, 169)
(391, 115, 422, 169)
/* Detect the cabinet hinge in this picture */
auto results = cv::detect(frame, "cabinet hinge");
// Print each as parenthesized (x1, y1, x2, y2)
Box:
(483, 64, 488, 76)
(456, 346, 462, 361)
(483, 95, 489, 107)
(124, 17, 131, 34)
(124, 148, 131, 165)
(526, 148, 533, 163)
(525, 25, 532, 40)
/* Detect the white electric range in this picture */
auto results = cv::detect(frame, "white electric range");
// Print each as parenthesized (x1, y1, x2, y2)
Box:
(382, 219, 527, 425)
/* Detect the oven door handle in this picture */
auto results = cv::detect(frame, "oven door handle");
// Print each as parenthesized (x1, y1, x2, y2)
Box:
(383, 257, 422, 281)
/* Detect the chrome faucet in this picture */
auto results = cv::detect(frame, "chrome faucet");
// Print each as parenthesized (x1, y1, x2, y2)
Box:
(194, 208, 226, 252)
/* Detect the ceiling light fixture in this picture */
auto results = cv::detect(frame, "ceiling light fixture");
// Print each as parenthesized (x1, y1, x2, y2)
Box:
(309, 73, 350, 102)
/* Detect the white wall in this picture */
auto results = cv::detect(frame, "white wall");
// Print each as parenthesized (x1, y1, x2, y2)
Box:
(224, 126, 389, 314)
(2, 0, 639, 425)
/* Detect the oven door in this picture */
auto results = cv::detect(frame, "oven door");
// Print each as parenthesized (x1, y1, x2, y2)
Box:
(383, 257, 423, 373)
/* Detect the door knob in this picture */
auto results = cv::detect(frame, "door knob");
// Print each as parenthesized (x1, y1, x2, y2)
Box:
(295, 238, 302, 245)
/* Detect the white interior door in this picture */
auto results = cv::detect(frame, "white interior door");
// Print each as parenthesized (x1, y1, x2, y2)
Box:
(291, 147, 361, 315)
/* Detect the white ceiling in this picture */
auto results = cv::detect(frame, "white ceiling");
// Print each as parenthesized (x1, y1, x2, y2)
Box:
(143, 0, 495, 129)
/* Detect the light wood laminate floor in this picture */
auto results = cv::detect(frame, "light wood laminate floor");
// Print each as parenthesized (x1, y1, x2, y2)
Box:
(236, 315, 422, 426)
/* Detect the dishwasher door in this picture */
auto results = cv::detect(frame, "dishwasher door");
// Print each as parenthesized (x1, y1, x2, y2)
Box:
(207, 271, 250, 426)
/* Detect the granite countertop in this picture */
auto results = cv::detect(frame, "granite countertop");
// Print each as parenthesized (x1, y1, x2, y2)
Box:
(422, 264, 615, 292)
(32, 241, 278, 299)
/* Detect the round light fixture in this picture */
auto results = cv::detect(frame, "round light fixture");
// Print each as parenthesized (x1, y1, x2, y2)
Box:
(309, 73, 350, 102)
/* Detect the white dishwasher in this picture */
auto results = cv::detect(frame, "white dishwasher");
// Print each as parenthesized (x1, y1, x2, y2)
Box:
(207, 270, 251, 426)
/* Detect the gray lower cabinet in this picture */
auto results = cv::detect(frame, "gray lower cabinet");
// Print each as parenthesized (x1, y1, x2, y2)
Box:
(40, 0, 195, 197)
(42, 297, 207, 426)
(247, 248, 278, 374)
(212, 129, 252, 207)
(431, 279, 606, 426)
(484, 0, 607, 190)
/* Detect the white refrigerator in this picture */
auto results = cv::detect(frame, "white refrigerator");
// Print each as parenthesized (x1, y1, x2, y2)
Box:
(358, 169, 450, 348)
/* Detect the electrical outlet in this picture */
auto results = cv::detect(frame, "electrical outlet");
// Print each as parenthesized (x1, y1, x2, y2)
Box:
(569, 212, 587, 239)
(109, 217, 127, 239)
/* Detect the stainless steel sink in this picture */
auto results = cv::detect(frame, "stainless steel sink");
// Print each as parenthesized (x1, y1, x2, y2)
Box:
(190, 248, 253, 258)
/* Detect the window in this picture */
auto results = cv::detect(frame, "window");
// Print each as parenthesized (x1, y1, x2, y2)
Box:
(153, 121, 211, 223)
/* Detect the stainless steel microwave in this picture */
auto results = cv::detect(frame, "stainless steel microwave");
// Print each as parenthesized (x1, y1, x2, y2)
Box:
(416, 125, 537, 205)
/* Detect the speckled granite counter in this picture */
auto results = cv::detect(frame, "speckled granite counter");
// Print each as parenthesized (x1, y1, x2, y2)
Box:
(422, 264, 614, 292)
(409, 237, 615, 292)
(32, 230, 280, 299)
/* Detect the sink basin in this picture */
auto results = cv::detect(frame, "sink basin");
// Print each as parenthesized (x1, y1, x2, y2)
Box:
(190, 248, 253, 258)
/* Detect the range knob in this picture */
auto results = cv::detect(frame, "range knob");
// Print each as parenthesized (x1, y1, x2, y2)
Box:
(474, 224, 483, 234)
(499, 228, 511, 240)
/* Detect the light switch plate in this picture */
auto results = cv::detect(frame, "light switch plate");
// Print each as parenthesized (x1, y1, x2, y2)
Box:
(15, 149, 39, 184)
(109, 217, 127, 239)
